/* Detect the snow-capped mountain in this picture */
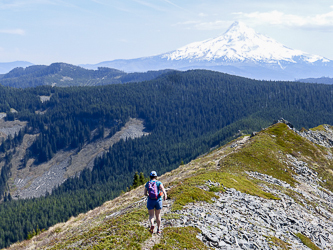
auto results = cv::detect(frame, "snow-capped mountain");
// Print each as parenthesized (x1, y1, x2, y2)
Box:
(162, 21, 329, 64)
(81, 21, 333, 81)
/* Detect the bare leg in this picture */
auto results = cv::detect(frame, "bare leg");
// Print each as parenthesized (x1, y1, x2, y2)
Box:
(148, 209, 155, 227)
(155, 209, 161, 230)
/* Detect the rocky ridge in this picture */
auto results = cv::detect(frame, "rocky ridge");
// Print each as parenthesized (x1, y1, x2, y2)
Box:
(174, 158, 333, 249)
(296, 124, 333, 149)
(6, 121, 333, 249)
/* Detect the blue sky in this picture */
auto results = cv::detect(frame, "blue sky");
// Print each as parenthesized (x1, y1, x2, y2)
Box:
(1, 0, 333, 65)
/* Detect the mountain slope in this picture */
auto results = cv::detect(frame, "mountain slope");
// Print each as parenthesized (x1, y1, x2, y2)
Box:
(7, 120, 333, 249)
(82, 22, 333, 81)
(0, 62, 174, 88)
(7, 118, 149, 199)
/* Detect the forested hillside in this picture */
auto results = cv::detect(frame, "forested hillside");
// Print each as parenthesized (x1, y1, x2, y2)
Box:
(0, 62, 173, 88)
(1, 69, 333, 247)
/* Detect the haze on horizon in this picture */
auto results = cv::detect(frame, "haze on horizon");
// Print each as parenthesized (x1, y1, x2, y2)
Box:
(1, 0, 333, 66)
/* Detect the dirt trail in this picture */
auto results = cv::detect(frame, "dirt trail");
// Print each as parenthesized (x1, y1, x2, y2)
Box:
(141, 199, 172, 250)
(139, 136, 251, 249)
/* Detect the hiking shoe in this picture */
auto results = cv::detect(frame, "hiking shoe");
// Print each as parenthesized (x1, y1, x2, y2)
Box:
(157, 229, 162, 234)
(149, 225, 154, 233)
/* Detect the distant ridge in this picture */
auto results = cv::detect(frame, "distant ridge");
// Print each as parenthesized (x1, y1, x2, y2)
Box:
(80, 21, 333, 81)
(297, 76, 333, 84)
(0, 61, 33, 74)
(0, 62, 174, 88)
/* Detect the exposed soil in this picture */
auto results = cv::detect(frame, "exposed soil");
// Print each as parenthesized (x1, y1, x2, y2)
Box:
(39, 95, 51, 103)
(8, 118, 149, 199)
(0, 118, 27, 140)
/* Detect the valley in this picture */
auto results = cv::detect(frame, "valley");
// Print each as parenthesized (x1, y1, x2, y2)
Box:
(1, 69, 333, 248)
(4, 118, 149, 199)
(6, 121, 333, 249)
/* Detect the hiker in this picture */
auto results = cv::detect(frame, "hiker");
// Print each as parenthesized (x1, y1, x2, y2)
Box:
(144, 171, 167, 234)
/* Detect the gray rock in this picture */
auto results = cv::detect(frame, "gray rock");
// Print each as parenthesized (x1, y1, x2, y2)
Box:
(170, 169, 333, 250)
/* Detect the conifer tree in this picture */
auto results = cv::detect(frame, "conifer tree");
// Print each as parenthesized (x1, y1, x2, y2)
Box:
(132, 172, 140, 189)
(139, 172, 146, 185)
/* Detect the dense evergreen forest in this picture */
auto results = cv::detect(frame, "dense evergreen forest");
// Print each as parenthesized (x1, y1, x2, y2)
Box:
(1, 69, 333, 247)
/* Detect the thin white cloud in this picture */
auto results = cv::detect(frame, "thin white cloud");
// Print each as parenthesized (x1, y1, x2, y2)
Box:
(177, 20, 200, 25)
(161, 0, 179, 8)
(132, 0, 165, 11)
(161, 0, 189, 12)
(235, 10, 333, 28)
(0, 29, 25, 35)
(177, 20, 232, 30)
(194, 20, 232, 30)
(0, 0, 55, 10)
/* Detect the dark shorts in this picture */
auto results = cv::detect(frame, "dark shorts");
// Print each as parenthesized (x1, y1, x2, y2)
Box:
(147, 198, 163, 210)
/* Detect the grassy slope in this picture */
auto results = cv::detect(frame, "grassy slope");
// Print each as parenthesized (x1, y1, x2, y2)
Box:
(6, 122, 332, 249)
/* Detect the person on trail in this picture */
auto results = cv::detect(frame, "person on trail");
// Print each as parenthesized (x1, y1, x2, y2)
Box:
(144, 171, 167, 234)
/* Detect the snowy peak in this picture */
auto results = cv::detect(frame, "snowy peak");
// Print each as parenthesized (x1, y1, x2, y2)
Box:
(162, 21, 329, 64)
(223, 20, 257, 40)
(82, 21, 333, 81)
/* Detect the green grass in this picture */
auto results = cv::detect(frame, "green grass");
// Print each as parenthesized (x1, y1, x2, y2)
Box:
(309, 124, 332, 131)
(168, 171, 279, 211)
(189, 172, 279, 199)
(49, 207, 151, 249)
(266, 236, 291, 249)
(163, 213, 182, 220)
(295, 233, 321, 250)
(168, 184, 218, 211)
(152, 227, 210, 250)
(91, 208, 151, 250)
(220, 123, 333, 189)
(38, 123, 333, 249)
(167, 123, 333, 212)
